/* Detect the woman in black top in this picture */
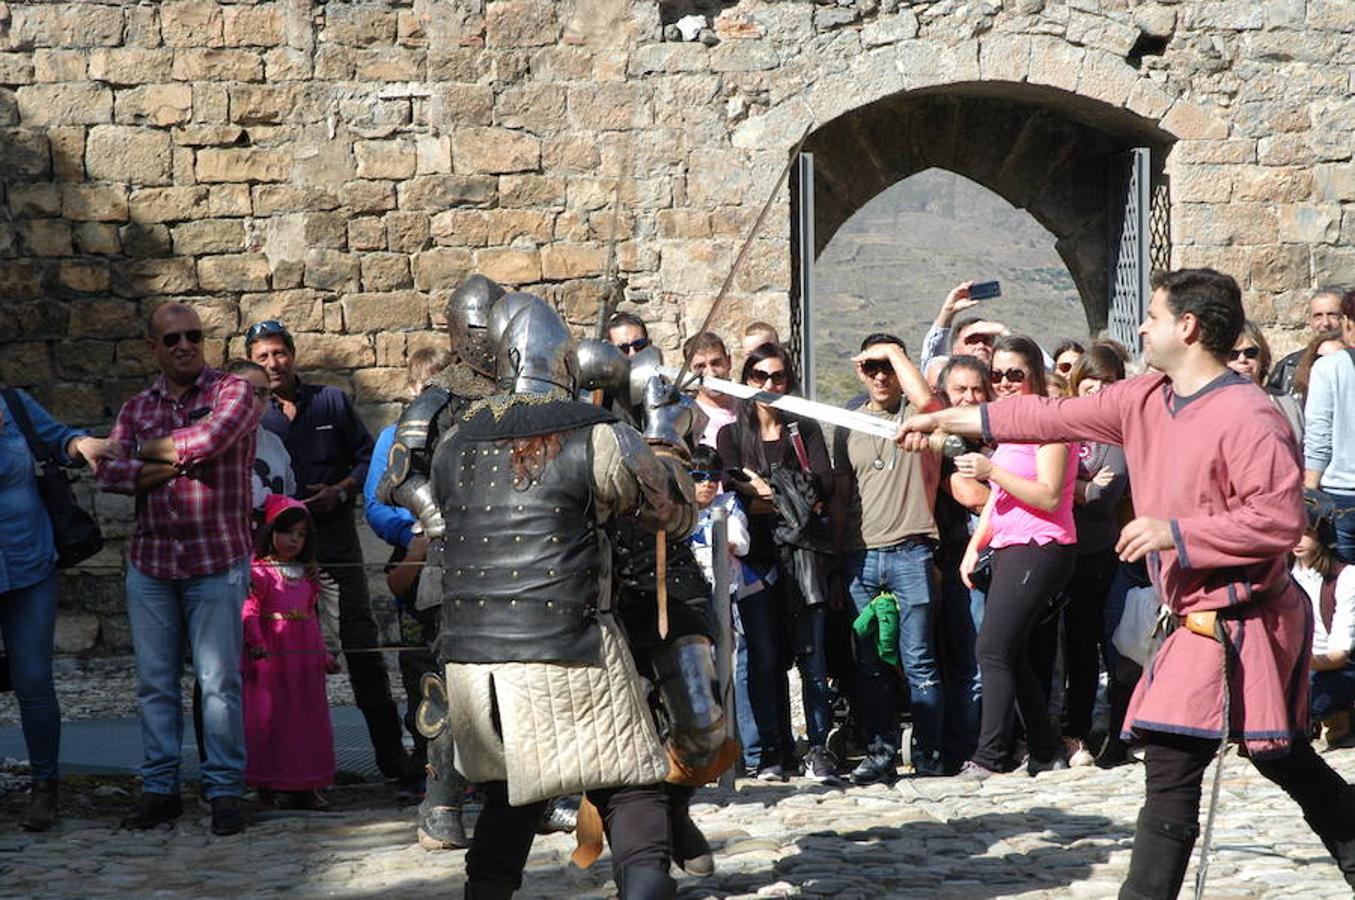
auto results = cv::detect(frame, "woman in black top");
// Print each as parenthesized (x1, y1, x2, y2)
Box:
(716, 343, 836, 782)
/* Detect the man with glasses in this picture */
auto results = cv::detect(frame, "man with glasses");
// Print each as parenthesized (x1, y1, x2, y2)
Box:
(920, 282, 1008, 370)
(98, 303, 261, 836)
(831, 334, 946, 783)
(245, 319, 410, 782)
(605, 311, 651, 357)
(1270, 287, 1346, 395)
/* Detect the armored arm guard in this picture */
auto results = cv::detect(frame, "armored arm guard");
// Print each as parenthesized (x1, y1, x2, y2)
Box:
(595, 423, 697, 540)
(377, 386, 451, 538)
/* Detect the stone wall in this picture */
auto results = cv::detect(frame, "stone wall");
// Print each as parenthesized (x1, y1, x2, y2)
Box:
(2, 0, 1351, 651)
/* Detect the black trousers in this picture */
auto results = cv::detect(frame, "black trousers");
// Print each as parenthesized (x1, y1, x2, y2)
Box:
(466, 781, 671, 889)
(1061, 548, 1119, 740)
(313, 510, 404, 766)
(1143, 730, 1347, 827)
(972, 541, 1075, 771)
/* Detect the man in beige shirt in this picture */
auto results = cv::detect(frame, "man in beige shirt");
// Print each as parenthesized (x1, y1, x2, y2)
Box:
(831, 333, 945, 783)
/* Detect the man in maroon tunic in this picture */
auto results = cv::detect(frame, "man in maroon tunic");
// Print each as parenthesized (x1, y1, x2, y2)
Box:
(887, 269, 1355, 899)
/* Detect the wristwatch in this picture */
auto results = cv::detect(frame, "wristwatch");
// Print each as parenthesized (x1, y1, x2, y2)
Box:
(335, 486, 350, 504)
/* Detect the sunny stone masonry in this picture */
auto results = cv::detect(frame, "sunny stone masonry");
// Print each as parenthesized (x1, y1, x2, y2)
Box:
(0, 0, 1349, 649)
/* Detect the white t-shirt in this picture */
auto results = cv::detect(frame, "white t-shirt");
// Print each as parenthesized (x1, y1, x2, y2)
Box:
(1293, 563, 1355, 656)
(252, 426, 296, 512)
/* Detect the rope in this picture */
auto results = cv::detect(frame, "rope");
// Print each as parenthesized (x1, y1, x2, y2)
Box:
(60, 560, 434, 574)
(1193, 618, 1233, 900)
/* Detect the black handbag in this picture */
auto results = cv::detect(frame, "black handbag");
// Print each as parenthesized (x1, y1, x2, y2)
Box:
(3, 388, 103, 568)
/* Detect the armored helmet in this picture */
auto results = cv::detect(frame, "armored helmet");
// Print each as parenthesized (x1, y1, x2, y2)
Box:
(446, 274, 505, 378)
(575, 338, 629, 400)
(493, 294, 578, 397)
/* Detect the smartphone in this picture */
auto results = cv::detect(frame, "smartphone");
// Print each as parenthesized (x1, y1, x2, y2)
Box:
(968, 280, 1001, 300)
(724, 468, 752, 483)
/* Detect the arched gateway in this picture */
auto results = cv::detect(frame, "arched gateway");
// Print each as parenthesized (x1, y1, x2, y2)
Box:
(779, 82, 1176, 381)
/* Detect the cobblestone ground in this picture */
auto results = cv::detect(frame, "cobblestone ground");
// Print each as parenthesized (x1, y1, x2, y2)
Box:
(1, 750, 1353, 898)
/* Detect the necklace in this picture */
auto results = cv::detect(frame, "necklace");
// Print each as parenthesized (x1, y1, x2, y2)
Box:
(867, 402, 902, 471)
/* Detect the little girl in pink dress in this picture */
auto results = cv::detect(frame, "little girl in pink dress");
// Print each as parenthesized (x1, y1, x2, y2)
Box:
(242, 495, 339, 808)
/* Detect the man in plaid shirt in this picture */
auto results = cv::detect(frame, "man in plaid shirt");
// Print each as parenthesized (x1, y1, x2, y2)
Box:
(98, 302, 260, 836)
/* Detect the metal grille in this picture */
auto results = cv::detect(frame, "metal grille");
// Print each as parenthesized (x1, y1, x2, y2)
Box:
(788, 153, 815, 398)
(1149, 176, 1171, 274)
(1106, 148, 1152, 353)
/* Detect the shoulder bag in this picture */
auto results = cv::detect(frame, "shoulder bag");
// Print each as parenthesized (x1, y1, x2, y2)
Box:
(3, 388, 103, 568)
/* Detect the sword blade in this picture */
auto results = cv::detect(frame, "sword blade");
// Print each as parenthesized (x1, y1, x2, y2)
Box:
(662, 369, 898, 440)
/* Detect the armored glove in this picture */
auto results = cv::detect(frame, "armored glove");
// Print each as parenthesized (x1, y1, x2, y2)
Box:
(641, 376, 705, 454)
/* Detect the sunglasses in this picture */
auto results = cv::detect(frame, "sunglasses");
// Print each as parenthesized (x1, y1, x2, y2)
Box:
(991, 368, 1028, 384)
(748, 368, 789, 386)
(1229, 346, 1261, 361)
(160, 330, 203, 348)
(615, 337, 650, 354)
(688, 470, 717, 484)
(962, 332, 994, 346)
(860, 360, 893, 378)
(246, 319, 290, 344)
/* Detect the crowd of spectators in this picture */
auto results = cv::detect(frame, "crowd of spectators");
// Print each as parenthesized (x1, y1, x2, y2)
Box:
(5, 279, 1355, 838)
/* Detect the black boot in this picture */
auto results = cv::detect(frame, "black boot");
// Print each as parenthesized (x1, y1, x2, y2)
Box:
(21, 779, 58, 832)
(616, 866, 676, 900)
(1119, 810, 1198, 899)
(1302, 783, 1355, 888)
(668, 787, 713, 876)
(463, 882, 515, 899)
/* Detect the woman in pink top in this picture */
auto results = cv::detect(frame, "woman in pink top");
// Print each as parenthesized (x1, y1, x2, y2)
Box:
(954, 335, 1078, 777)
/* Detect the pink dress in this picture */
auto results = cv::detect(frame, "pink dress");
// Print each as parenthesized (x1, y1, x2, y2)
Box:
(242, 560, 336, 791)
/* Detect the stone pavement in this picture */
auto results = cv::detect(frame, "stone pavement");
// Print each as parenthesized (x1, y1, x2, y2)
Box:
(1, 749, 1352, 898)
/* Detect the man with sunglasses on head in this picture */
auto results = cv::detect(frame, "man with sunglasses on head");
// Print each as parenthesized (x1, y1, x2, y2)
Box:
(245, 319, 410, 783)
(98, 303, 262, 836)
(831, 335, 947, 783)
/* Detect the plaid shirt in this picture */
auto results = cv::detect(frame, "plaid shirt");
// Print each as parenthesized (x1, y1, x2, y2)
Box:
(98, 367, 260, 580)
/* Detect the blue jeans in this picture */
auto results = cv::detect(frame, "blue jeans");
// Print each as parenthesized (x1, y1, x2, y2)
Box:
(734, 586, 783, 771)
(1312, 665, 1355, 720)
(0, 569, 60, 780)
(734, 577, 834, 771)
(1331, 491, 1355, 565)
(845, 541, 944, 775)
(939, 565, 983, 771)
(126, 557, 248, 799)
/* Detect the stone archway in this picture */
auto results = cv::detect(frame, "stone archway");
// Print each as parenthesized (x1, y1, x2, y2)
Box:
(797, 81, 1175, 334)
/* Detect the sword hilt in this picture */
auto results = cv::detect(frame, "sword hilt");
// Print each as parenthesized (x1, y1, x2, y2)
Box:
(928, 431, 968, 459)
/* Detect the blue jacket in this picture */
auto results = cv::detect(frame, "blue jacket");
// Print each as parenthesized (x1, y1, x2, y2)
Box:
(0, 389, 85, 592)
(363, 424, 416, 548)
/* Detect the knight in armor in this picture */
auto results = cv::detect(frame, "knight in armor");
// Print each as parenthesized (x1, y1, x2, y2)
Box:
(377, 274, 504, 849)
(589, 326, 737, 877)
(424, 294, 700, 899)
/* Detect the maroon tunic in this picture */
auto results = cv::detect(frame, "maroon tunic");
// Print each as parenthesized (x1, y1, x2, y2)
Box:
(983, 370, 1309, 756)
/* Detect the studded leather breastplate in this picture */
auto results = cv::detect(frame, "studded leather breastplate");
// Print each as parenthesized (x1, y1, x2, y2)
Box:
(433, 424, 604, 665)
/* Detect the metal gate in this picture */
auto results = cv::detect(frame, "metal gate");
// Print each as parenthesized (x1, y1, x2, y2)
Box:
(1106, 147, 1169, 353)
(788, 152, 815, 399)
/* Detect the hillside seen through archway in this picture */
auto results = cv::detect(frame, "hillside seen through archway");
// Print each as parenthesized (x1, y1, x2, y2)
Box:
(812, 169, 1089, 405)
